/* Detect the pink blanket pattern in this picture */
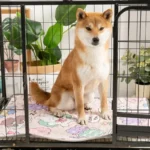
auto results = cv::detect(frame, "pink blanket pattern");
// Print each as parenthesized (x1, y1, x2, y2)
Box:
(0, 95, 149, 141)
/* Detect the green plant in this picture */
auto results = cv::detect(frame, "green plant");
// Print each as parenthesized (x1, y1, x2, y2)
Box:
(121, 47, 150, 84)
(32, 4, 86, 66)
(2, 5, 86, 66)
(2, 12, 43, 56)
(3, 42, 22, 60)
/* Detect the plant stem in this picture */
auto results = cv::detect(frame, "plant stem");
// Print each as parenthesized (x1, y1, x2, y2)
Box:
(40, 35, 43, 50)
(63, 25, 72, 34)
(30, 45, 38, 61)
(4, 43, 9, 59)
(36, 40, 41, 49)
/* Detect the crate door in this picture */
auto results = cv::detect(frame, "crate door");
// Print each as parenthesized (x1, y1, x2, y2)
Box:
(113, 6, 150, 146)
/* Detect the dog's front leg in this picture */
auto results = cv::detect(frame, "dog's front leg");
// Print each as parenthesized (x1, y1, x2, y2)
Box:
(99, 78, 111, 120)
(73, 83, 86, 125)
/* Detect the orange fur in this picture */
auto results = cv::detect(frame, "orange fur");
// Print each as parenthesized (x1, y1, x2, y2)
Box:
(30, 8, 113, 125)
(30, 82, 51, 105)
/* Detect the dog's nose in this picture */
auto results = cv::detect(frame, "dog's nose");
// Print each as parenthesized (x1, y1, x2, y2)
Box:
(92, 37, 99, 45)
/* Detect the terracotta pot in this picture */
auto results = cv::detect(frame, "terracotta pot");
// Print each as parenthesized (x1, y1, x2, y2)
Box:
(135, 83, 150, 99)
(20, 61, 61, 74)
(4, 60, 19, 72)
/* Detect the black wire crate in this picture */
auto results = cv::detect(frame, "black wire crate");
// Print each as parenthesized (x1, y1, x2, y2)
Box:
(0, 0, 150, 148)
(113, 4, 150, 146)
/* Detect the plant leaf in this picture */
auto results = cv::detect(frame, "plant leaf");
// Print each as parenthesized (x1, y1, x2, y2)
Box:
(129, 67, 134, 72)
(52, 46, 62, 61)
(26, 19, 43, 36)
(137, 56, 145, 62)
(44, 46, 62, 63)
(125, 77, 132, 84)
(145, 66, 150, 72)
(55, 5, 86, 26)
(38, 51, 50, 60)
(30, 44, 41, 57)
(2, 14, 43, 49)
(120, 70, 125, 82)
(2, 18, 12, 31)
(139, 75, 149, 84)
(16, 12, 21, 17)
(3, 31, 11, 41)
(50, 53, 58, 64)
(45, 48, 57, 64)
(40, 29, 45, 36)
(10, 25, 22, 49)
(44, 23, 63, 49)
(8, 44, 22, 55)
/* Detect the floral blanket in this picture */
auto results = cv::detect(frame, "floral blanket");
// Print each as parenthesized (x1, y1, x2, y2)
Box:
(0, 95, 149, 142)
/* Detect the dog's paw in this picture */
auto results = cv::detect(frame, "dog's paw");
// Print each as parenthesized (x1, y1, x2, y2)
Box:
(78, 117, 87, 125)
(53, 110, 64, 118)
(84, 103, 92, 110)
(100, 111, 112, 120)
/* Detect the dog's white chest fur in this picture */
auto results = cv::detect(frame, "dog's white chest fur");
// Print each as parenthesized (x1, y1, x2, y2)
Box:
(77, 46, 109, 85)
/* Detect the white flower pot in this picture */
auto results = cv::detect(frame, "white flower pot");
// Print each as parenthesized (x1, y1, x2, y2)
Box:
(135, 83, 150, 99)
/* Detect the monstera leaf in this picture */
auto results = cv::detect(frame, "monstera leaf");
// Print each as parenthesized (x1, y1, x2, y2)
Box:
(8, 44, 22, 55)
(44, 46, 62, 64)
(55, 5, 86, 26)
(2, 5, 86, 66)
(44, 23, 63, 49)
(2, 12, 43, 49)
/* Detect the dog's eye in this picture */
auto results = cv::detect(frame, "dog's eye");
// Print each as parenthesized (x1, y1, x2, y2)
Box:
(86, 27, 91, 31)
(99, 27, 104, 31)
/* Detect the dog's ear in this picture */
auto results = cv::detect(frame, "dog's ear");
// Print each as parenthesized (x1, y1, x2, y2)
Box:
(76, 8, 87, 21)
(102, 9, 112, 21)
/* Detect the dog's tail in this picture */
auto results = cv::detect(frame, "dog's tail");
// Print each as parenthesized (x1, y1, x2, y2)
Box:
(29, 82, 51, 105)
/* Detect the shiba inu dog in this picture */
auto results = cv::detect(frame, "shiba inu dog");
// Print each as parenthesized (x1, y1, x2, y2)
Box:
(30, 8, 113, 125)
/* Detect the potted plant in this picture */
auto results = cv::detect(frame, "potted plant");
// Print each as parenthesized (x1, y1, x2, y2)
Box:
(3, 42, 22, 72)
(2, 11, 44, 65)
(2, 5, 86, 74)
(121, 47, 150, 99)
(21, 4, 86, 74)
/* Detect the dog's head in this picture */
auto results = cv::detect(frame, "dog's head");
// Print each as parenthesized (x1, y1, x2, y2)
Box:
(75, 8, 113, 48)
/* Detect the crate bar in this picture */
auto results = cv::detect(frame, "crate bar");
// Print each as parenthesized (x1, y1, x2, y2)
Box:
(0, 97, 9, 110)
(113, 6, 150, 22)
(117, 131, 150, 136)
(117, 125, 150, 136)
(117, 125, 150, 132)
(112, 3, 119, 145)
(20, 5, 29, 143)
(0, 2, 149, 149)
(113, 5, 150, 145)
(0, 141, 150, 148)
(113, 5, 150, 146)
(0, 6, 6, 98)
(0, 0, 150, 5)
(117, 112, 150, 118)
(118, 40, 150, 43)
(115, 141, 150, 148)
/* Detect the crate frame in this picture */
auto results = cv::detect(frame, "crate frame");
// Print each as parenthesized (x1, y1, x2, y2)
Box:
(0, 0, 150, 148)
